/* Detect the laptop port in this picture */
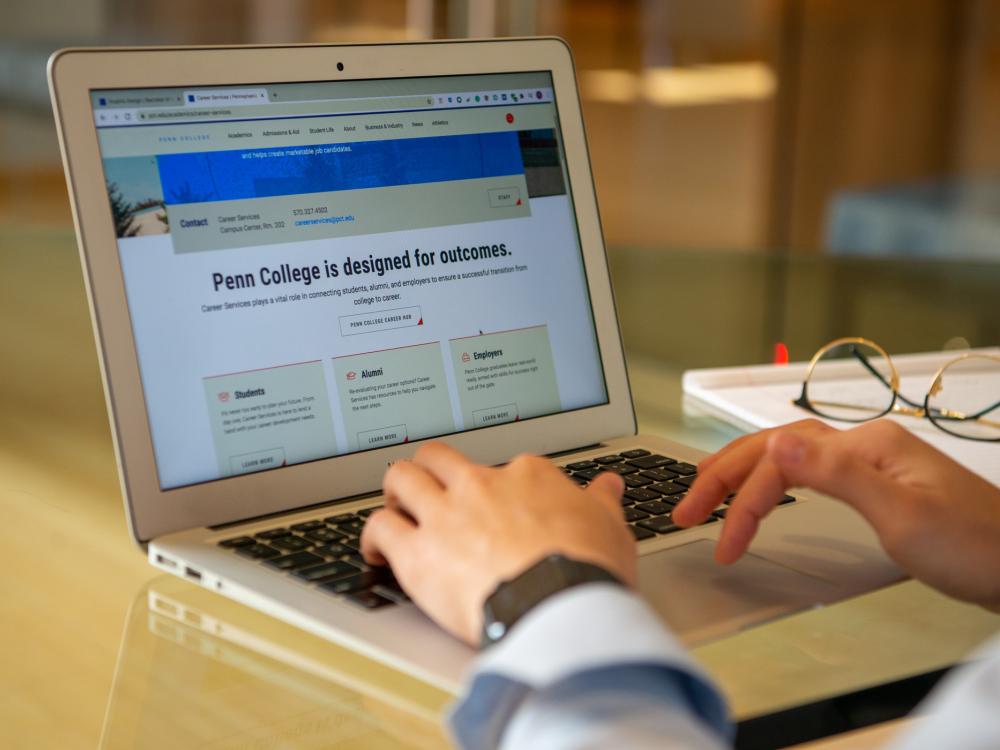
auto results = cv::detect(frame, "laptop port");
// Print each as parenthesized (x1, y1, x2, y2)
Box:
(154, 554, 177, 569)
(185, 567, 203, 582)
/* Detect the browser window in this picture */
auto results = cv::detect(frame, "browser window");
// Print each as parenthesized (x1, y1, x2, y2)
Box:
(92, 72, 608, 490)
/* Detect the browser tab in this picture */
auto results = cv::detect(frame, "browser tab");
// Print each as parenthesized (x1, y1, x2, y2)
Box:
(183, 88, 269, 107)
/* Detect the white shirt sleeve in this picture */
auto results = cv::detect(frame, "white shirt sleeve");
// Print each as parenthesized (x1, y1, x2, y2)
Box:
(888, 633, 1000, 750)
(448, 582, 731, 750)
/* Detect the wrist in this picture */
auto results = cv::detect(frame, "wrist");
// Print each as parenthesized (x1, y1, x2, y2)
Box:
(480, 553, 624, 649)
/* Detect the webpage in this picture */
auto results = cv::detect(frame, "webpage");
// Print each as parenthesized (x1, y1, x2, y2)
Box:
(92, 73, 607, 489)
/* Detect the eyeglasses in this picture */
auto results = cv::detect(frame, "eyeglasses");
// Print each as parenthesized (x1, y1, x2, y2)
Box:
(793, 337, 1000, 442)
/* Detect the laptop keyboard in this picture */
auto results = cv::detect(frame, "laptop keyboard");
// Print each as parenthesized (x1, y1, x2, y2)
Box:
(217, 449, 795, 611)
(561, 449, 795, 542)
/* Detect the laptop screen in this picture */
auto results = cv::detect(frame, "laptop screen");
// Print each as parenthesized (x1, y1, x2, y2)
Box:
(90, 72, 608, 490)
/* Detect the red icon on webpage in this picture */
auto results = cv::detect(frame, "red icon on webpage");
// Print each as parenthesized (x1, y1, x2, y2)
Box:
(461, 352, 471, 363)
(505, 113, 514, 124)
(217, 391, 230, 402)
(346, 371, 357, 380)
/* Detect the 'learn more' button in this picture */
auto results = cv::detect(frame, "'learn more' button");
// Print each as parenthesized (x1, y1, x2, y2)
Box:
(358, 424, 408, 448)
(229, 447, 286, 475)
(472, 404, 518, 428)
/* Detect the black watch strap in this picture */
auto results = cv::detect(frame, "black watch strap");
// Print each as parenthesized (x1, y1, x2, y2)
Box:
(480, 554, 623, 648)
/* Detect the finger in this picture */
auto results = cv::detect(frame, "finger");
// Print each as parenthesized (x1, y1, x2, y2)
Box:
(713, 457, 786, 563)
(767, 428, 898, 532)
(382, 459, 446, 522)
(676, 420, 831, 526)
(410, 441, 478, 487)
(360, 507, 417, 567)
(586, 471, 626, 516)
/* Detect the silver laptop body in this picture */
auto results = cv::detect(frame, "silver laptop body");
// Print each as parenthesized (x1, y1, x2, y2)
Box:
(49, 40, 902, 693)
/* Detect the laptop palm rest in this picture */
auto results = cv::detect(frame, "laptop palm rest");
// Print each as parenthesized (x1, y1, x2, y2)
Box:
(637, 540, 837, 644)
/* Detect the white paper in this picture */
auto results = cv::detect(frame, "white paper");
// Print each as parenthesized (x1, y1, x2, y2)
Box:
(683, 350, 1000, 487)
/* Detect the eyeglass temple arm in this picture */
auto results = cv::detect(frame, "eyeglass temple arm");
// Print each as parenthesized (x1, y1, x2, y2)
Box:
(852, 347, 924, 410)
(967, 399, 1000, 421)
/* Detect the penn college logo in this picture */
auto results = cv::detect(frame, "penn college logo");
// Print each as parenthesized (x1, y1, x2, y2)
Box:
(346, 371, 357, 381)
(217, 391, 230, 402)
(461, 352, 471, 363)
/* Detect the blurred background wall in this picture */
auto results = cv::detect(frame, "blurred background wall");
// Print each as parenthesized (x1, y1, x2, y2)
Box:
(2, 0, 998, 388)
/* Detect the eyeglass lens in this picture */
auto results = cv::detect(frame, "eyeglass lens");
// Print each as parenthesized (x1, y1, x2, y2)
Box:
(805, 342, 895, 422)
(926, 356, 1000, 441)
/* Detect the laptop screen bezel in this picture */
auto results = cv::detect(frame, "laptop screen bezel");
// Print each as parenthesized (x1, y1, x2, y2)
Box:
(49, 39, 637, 545)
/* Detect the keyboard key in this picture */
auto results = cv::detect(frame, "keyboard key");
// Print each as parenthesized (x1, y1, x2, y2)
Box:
(374, 583, 411, 603)
(713, 509, 728, 519)
(670, 462, 697, 476)
(640, 468, 679, 482)
(338, 519, 367, 535)
(292, 560, 360, 583)
(626, 454, 675, 470)
(324, 513, 356, 524)
(625, 488, 662, 503)
(341, 538, 361, 552)
(255, 528, 289, 540)
(304, 527, 345, 544)
(313, 542, 350, 558)
(344, 590, 395, 609)
(317, 566, 395, 594)
(595, 454, 623, 464)
(572, 467, 602, 480)
(345, 552, 367, 568)
(620, 449, 651, 459)
(624, 474, 653, 488)
(236, 543, 281, 559)
(780, 495, 796, 505)
(630, 525, 656, 541)
(271, 535, 310, 552)
(568, 474, 590, 485)
(218, 536, 255, 548)
(290, 520, 325, 532)
(601, 463, 639, 476)
(638, 516, 681, 534)
(566, 460, 598, 471)
(673, 475, 697, 488)
(623, 507, 650, 522)
(265, 551, 324, 571)
(649, 481, 688, 496)
(635, 501, 674, 515)
(356, 506, 382, 518)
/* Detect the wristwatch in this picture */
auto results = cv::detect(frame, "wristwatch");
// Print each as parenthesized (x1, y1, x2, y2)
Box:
(480, 554, 624, 648)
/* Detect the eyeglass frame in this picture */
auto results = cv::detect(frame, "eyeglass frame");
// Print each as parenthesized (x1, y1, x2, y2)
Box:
(793, 337, 1000, 442)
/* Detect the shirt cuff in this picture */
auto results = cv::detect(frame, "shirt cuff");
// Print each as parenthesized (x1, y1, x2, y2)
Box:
(448, 582, 729, 749)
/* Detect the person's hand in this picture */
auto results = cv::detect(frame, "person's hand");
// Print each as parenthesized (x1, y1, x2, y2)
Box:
(672, 418, 1000, 610)
(360, 442, 636, 645)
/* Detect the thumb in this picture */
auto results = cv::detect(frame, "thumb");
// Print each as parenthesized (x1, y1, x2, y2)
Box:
(767, 430, 896, 532)
(586, 471, 626, 516)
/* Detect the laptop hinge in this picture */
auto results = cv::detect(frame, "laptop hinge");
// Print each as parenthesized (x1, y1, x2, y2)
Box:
(544, 443, 602, 459)
(208, 443, 605, 530)
(208, 488, 382, 530)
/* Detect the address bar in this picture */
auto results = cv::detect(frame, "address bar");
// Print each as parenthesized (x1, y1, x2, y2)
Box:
(137, 95, 435, 124)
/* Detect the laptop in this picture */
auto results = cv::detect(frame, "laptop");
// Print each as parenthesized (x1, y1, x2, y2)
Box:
(49, 39, 902, 693)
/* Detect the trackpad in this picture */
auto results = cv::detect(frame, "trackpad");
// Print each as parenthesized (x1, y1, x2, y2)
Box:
(637, 540, 837, 644)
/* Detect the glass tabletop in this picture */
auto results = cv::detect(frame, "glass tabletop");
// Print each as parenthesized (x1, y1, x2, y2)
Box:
(2, 224, 998, 749)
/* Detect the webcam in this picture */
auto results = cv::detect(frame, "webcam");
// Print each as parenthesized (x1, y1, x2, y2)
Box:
(337, 62, 344, 72)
